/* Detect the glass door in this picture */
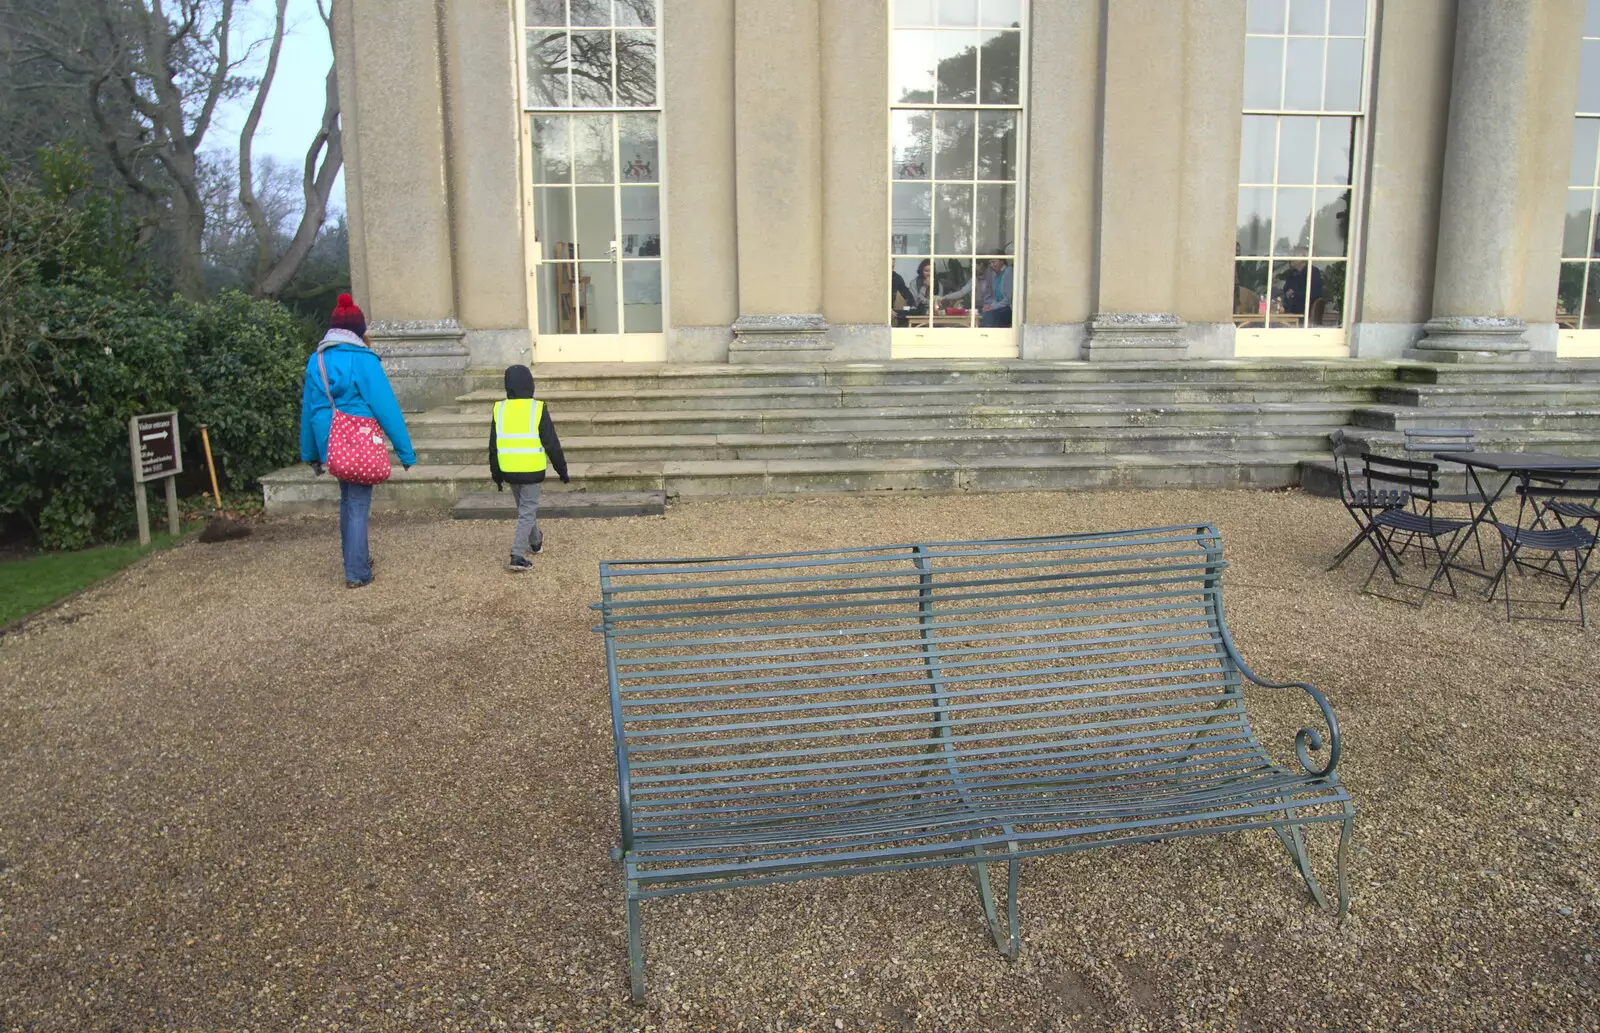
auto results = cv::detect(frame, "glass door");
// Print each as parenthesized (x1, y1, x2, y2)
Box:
(522, 0, 665, 361)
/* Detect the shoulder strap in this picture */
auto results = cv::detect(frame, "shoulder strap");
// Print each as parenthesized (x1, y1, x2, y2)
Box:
(315, 348, 341, 415)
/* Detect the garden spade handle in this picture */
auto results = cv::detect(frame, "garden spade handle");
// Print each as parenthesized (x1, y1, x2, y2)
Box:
(199, 424, 223, 511)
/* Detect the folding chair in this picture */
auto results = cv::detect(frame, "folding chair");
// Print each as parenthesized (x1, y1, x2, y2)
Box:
(1403, 428, 1488, 568)
(1358, 454, 1473, 607)
(1487, 481, 1600, 626)
(1327, 443, 1408, 571)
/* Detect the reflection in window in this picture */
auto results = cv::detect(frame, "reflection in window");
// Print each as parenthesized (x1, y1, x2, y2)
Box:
(1235, 0, 1366, 331)
(890, 2, 1024, 332)
(526, 1, 663, 337)
(1559, 2, 1600, 330)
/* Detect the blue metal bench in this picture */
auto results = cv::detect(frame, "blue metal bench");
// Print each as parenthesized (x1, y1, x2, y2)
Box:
(595, 525, 1353, 1004)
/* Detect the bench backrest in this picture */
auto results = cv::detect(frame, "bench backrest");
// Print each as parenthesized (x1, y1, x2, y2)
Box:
(595, 525, 1247, 850)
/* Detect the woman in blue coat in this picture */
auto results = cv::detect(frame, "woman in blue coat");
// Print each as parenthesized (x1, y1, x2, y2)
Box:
(298, 294, 417, 588)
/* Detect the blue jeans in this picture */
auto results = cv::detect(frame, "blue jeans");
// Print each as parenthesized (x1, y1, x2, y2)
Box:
(339, 480, 374, 583)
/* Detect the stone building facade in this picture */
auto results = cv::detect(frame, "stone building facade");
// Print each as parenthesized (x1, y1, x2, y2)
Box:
(334, 0, 1600, 398)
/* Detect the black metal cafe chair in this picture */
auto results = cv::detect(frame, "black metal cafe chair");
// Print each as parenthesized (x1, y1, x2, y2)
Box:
(1403, 428, 1488, 568)
(1327, 440, 1408, 572)
(1357, 454, 1472, 607)
(1487, 481, 1600, 627)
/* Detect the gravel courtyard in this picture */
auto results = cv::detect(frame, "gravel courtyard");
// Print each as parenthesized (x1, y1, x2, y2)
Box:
(1, 489, 1596, 1032)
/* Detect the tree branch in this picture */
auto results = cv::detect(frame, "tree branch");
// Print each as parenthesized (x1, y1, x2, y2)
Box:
(238, 0, 287, 286)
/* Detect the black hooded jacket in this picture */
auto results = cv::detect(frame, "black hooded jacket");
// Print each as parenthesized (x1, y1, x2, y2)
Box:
(488, 365, 568, 486)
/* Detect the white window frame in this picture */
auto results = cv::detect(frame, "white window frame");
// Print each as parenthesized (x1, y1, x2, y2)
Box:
(887, 2, 1030, 360)
(1559, 16, 1600, 359)
(1234, 0, 1377, 359)
(516, 0, 668, 362)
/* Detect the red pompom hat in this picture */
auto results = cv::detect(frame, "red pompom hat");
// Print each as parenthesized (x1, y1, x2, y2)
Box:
(329, 293, 367, 338)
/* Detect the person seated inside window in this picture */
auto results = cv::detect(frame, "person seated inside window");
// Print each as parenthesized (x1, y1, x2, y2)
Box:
(891, 259, 933, 326)
(940, 258, 1013, 328)
(1274, 250, 1323, 323)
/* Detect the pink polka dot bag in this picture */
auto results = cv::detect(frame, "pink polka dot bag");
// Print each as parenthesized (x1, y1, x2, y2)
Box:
(316, 350, 392, 486)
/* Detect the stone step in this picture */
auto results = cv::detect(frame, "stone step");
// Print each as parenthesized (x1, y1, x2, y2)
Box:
(1397, 360, 1600, 385)
(261, 452, 1317, 514)
(451, 490, 666, 519)
(465, 359, 1399, 393)
(409, 425, 1337, 465)
(1333, 427, 1600, 458)
(412, 401, 1360, 438)
(452, 381, 1378, 413)
(1351, 405, 1600, 432)
(1376, 383, 1600, 407)
(1299, 457, 1479, 499)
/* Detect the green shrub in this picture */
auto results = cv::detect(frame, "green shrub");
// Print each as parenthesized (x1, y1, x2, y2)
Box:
(0, 151, 315, 549)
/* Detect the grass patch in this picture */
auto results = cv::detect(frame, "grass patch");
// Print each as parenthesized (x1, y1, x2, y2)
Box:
(0, 533, 180, 628)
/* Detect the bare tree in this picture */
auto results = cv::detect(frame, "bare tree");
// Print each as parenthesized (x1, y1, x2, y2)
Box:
(237, 0, 341, 299)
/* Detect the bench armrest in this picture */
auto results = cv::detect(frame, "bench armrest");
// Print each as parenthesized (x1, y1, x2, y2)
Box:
(1220, 632, 1342, 779)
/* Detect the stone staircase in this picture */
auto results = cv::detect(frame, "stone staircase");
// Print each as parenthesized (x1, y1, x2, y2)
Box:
(260, 358, 1600, 514)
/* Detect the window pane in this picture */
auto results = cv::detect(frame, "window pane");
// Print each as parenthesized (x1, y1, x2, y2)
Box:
(1273, 187, 1313, 255)
(1572, 119, 1600, 187)
(1317, 116, 1354, 185)
(1589, 0, 1600, 37)
(896, 0, 936, 25)
(1582, 40, 1600, 114)
(569, 30, 613, 106)
(892, 30, 938, 103)
(531, 116, 571, 183)
(573, 114, 613, 182)
(893, 183, 933, 253)
(615, 0, 656, 28)
(1288, 0, 1325, 35)
(893, 111, 932, 179)
(575, 186, 616, 259)
(528, 0, 565, 28)
(615, 30, 657, 106)
(619, 186, 660, 257)
(1283, 37, 1325, 109)
(1235, 261, 1270, 320)
(975, 183, 1014, 254)
(1246, 0, 1286, 34)
(1585, 264, 1600, 329)
(619, 114, 658, 182)
(536, 263, 578, 334)
(1324, 37, 1363, 110)
(939, 0, 978, 26)
(533, 187, 573, 259)
(977, 110, 1017, 180)
(1310, 261, 1343, 326)
(981, 0, 1023, 28)
(1277, 116, 1317, 184)
(1328, 0, 1365, 36)
(894, 258, 933, 325)
(935, 110, 975, 179)
(1239, 115, 1276, 182)
(1311, 188, 1350, 257)
(1566, 191, 1595, 258)
(1559, 262, 1586, 324)
(1238, 187, 1273, 255)
(935, 184, 973, 253)
(1274, 257, 1315, 320)
(934, 258, 974, 324)
(623, 262, 663, 332)
(1243, 37, 1284, 109)
(571, 0, 609, 26)
(936, 31, 980, 103)
(579, 262, 619, 332)
(980, 29, 1021, 104)
(527, 31, 570, 107)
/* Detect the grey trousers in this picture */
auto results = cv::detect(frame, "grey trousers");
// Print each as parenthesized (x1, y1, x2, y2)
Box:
(510, 481, 544, 558)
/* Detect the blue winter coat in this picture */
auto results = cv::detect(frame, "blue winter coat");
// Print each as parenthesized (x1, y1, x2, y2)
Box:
(298, 330, 418, 467)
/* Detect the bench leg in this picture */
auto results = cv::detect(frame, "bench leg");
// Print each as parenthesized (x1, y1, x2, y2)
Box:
(626, 884, 646, 1006)
(1272, 814, 1327, 910)
(972, 844, 1020, 959)
(1337, 803, 1354, 921)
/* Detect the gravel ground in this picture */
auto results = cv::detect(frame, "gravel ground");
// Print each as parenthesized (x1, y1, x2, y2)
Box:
(1, 489, 1596, 1033)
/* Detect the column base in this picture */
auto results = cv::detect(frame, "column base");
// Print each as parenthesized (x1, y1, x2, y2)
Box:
(729, 313, 832, 364)
(1084, 313, 1188, 362)
(1404, 316, 1536, 363)
(369, 319, 469, 411)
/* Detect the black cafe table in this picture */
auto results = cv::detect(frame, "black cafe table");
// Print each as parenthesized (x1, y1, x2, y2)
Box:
(1432, 451, 1600, 582)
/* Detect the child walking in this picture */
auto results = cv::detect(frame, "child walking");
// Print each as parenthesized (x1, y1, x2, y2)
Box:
(489, 365, 569, 572)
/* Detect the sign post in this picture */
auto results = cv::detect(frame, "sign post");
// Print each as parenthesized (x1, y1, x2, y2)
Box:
(129, 412, 183, 546)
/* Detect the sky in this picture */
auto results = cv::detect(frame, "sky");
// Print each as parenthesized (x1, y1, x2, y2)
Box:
(211, 0, 346, 213)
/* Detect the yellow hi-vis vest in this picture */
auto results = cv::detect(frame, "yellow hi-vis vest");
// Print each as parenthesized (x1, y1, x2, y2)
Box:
(493, 399, 548, 473)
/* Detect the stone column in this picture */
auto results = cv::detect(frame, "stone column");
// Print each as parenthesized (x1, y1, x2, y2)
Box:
(728, 0, 828, 363)
(343, 1, 464, 408)
(1085, 0, 1187, 360)
(1410, 0, 1584, 362)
